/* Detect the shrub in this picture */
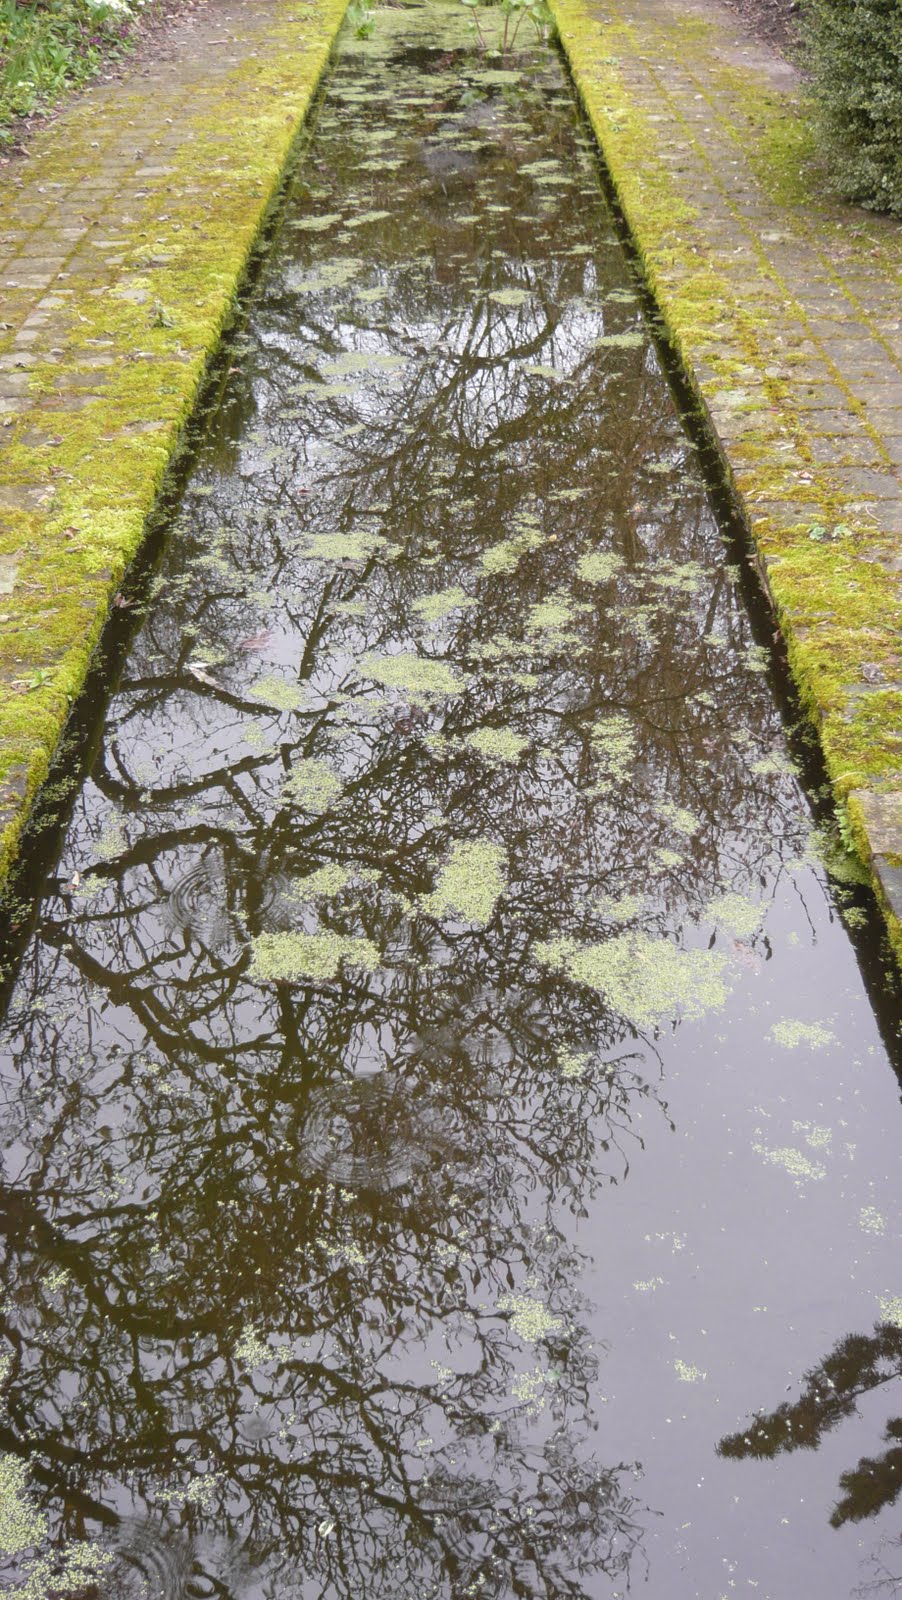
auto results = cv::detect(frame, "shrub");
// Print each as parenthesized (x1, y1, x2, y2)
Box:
(802, 0, 902, 215)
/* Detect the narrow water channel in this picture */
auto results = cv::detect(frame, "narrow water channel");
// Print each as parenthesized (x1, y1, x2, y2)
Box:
(1, 5, 902, 1597)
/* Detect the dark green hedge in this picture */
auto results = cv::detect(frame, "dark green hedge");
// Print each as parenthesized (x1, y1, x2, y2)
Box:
(804, 0, 902, 215)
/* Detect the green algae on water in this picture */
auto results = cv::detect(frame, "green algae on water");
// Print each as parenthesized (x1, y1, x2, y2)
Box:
(281, 758, 343, 813)
(465, 726, 529, 764)
(489, 288, 531, 307)
(302, 527, 386, 563)
(577, 550, 623, 583)
(360, 651, 467, 701)
(420, 838, 506, 926)
(705, 890, 764, 939)
(752, 1142, 827, 1182)
(769, 1019, 836, 1050)
(250, 675, 308, 713)
(0, 1452, 110, 1598)
(596, 891, 645, 924)
(526, 595, 573, 632)
(535, 932, 728, 1030)
(292, 863, 353, 900)
(594, 330, 644, 348)
(481, 526, 544, 575)
(497, 1292, 562, 1343)
(591, 714, 636, 785)
(250, 930, 380, 983)
(411, 585, 475, 623)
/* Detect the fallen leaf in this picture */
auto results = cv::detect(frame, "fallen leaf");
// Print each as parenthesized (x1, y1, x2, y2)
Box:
(188, 662, 219, 687)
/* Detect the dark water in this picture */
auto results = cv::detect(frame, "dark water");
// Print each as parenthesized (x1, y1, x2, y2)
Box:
(1, 5, 902, 1597)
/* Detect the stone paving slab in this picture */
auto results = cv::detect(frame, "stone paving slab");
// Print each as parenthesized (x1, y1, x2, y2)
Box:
(549, 0, 902, 958)
(0, 0, 348, 885)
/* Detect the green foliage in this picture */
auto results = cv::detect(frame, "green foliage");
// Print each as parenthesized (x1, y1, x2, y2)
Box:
(347, 0, 375, 38)
(802, 0, 902, 214)
(0, 0, 145, 139)
(460, 0, 554, 55)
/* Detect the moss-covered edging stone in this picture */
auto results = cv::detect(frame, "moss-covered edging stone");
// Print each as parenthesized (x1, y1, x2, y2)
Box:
(0, 0, 349, 885)
(547, 0, 902, 960)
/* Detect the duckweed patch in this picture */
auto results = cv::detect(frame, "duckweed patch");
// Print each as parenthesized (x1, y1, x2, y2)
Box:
(704, 891, 764, 939)
(360, 652, 467, 701)
(753, 1143, 827, 1182)
(420, 838, 507, 926)
(497, 1292, 562, 1344)
(577, 551, 624, 584)
(464, 726, 529, 764)
(535, 933, 728, 1030)
(249, 930, 380, 983)
(282, 758, 344, 813)
(769, 1019, 836, 1050)
(292, 863, 354, 899)
(0, 1453, 110, 1598)
(250, 676, 309, 713)
(411, 586, 476, 623)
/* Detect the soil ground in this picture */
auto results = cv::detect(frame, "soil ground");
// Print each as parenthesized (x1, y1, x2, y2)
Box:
(720, 0, 802, 56)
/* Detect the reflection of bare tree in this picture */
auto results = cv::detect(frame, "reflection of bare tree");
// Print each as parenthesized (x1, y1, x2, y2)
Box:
(718, 1324, 902, 1595)
(719, 1325, 902, 1530)
(0, 12, 817, 1600)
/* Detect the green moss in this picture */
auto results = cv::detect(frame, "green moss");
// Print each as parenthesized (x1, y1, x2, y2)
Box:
(535, 931, 728, 1030)
(420, 837, 507, 926)
(249, 930, 380, 983)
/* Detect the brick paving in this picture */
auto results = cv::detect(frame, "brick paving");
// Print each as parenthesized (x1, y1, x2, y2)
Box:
(551, 0, 902, 953)
(0, 0, 346, 882)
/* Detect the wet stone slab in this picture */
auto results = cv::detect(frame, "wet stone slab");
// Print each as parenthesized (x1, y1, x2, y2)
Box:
(0, 6, 901, 1600)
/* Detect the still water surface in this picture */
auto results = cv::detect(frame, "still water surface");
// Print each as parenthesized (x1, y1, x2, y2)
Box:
(1, 6, 902, 1597)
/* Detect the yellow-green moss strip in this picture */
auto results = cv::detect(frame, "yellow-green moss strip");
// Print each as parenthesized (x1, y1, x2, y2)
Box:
(0, 0, 349, 886)
(548, 0, 902, 962)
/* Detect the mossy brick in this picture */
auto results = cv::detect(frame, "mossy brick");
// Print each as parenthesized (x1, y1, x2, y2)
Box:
(0, 0, 350, 888)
